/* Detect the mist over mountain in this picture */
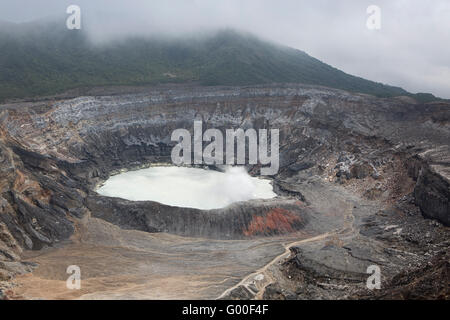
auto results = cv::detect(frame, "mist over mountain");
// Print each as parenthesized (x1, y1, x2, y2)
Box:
(0, 19, 438, 102)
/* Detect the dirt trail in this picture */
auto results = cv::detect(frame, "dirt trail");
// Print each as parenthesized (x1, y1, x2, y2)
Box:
(216, 232, 333, 299)
(217, 203, 356, 300)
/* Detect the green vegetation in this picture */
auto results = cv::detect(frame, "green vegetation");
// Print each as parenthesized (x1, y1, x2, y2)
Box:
(0, 21, 438, 102)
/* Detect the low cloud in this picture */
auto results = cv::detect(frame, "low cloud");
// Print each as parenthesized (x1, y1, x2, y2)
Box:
(0, 0, 449, 97)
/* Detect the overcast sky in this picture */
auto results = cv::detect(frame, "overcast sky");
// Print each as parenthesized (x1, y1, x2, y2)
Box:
(1, 0, 449, 98)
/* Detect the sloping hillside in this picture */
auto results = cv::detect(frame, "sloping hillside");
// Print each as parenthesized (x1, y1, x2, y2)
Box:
(0, 21, 435, 101)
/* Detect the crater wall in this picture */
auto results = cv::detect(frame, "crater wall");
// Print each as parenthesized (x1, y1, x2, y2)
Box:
(0, 84, 449, 268)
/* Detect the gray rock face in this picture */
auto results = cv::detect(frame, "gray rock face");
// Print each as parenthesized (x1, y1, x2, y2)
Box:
(87, 195, 309, 239)
(415, 162, 450, 225)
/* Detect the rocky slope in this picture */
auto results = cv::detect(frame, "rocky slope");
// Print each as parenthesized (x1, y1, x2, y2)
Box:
(0, 84, 448, 299)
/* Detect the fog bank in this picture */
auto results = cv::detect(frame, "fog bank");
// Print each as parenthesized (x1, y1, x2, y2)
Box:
(1, 0, 449, 98)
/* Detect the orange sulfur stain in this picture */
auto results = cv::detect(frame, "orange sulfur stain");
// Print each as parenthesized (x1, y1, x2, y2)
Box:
(243, 208, 302, 236)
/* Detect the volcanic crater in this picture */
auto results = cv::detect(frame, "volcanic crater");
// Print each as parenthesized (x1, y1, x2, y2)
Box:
(0, 84, 448, 299)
